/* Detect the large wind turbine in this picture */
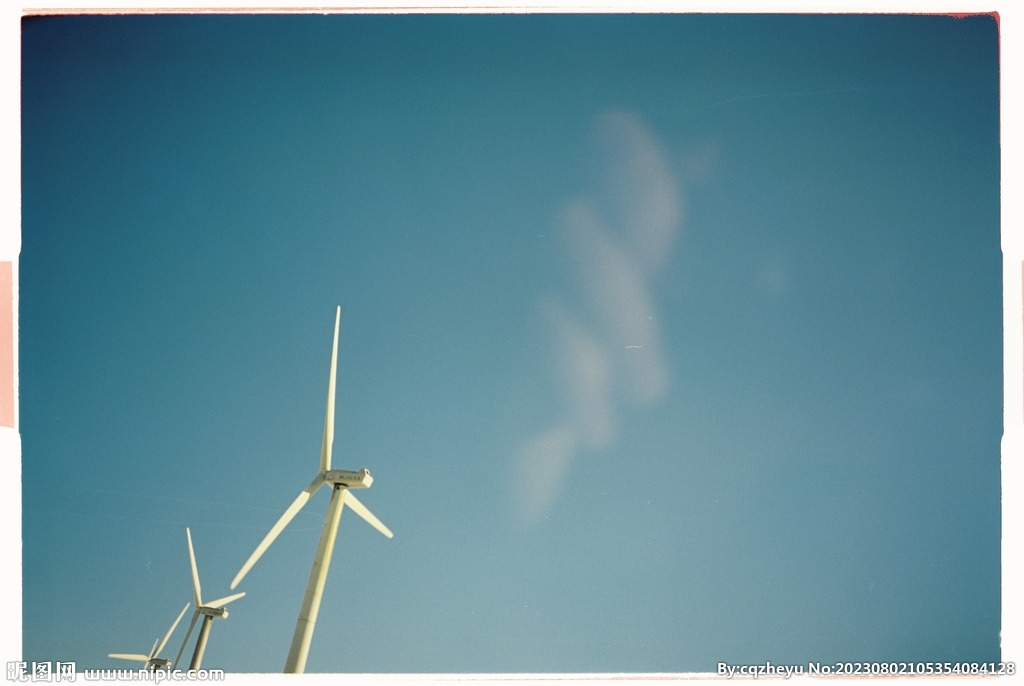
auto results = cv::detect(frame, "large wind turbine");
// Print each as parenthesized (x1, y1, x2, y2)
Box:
(230, 306, 393, 673)
(172, 528, 246, 671)
(109, 602, 190, 670)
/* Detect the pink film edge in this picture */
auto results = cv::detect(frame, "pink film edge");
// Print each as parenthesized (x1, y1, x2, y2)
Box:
(0, 261, 11, 428)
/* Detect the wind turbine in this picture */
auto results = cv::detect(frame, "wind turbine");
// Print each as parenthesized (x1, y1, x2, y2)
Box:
(172, 528, 246, 671)
(230, 306, 393, 673)
(109, 602, 190, 670)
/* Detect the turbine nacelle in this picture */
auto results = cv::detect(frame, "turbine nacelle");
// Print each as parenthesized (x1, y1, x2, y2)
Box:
(324, 468, 372, 488)
(198, 606, 229, 619)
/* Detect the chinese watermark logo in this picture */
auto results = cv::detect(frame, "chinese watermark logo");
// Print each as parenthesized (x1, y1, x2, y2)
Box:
(5, 663, 76, 683)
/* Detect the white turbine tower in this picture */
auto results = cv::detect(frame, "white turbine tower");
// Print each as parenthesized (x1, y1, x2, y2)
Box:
(172, 528, 246, 671)
(230, 306, 393, 673)
(109, 602, 190, 670)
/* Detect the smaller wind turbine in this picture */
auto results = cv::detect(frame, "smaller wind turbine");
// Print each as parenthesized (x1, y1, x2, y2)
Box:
(172, 528, 246, 671)
(109, 602, 190, 670)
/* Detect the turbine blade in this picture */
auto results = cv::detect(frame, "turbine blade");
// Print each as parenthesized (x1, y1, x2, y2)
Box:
(186, 528, 202, 607)
(205, 591, 245, 609)
(172, 611, 200, 671)
(108, 654, 151, 662)
(320, 306, 341, 472)
(344, 491, 394, 538)
(155, 602, 190, 657)
(148, 638, 160, 659)
(230, 473, 326, 589)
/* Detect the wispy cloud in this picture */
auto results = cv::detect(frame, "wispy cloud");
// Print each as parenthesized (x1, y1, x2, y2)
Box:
(515, 111, 683, 523)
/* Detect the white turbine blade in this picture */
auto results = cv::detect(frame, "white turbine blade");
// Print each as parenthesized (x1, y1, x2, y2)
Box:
(148, 638, 160, 659)
(205, 591, 245, 609)
(154, 602, 190, 657)
(320, 306, 340, 472)
(186, 528, 202, 607)
(230, 473, 326, 589)
(172, 611, 200, 671)
(109, 654, 151, 662)
(344, 491, 394, 538)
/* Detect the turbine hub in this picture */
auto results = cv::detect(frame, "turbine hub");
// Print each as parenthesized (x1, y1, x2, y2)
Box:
(198, 606, 228, 619)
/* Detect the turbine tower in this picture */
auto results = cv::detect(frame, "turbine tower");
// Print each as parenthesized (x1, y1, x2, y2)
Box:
(230, 306, 393, 673)
(172, 528, 246, 671)
(109, 602, 190, 671)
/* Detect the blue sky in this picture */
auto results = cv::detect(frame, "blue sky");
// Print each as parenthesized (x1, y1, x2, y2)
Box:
(19, 13, 1002, 673)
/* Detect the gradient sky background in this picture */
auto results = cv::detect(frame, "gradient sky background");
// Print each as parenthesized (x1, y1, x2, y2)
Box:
(19, 14, 1001, 673)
